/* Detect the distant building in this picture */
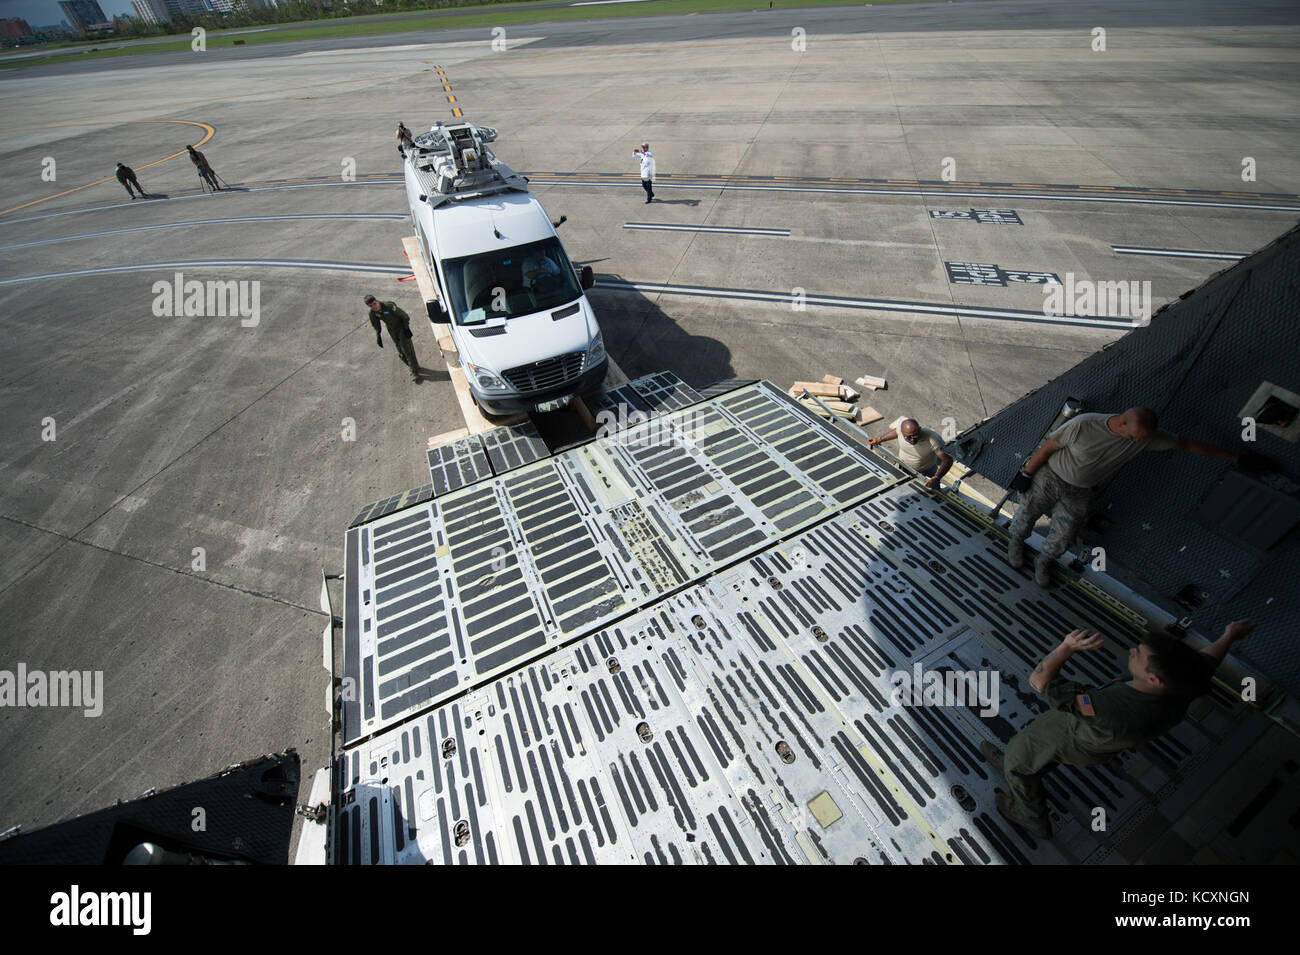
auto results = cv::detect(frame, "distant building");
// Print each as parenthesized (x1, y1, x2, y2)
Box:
(165, 0, 215, 18)
(57, 1, 109, 33)
(0, 18, 36, 40)
(131, 0, 171, 25)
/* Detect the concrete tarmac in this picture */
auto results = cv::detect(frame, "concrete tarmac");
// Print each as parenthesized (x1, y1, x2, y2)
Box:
(1, 0, 1297, 856)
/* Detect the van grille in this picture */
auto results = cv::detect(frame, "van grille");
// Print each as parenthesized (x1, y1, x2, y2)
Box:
(502, 351, 586, 393)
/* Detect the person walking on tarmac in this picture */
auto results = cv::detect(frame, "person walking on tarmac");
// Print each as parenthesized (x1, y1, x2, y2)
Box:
(187, 145, 221, 191)
(365, 295, 421, 382)
(397, 122, 416, 158)
(633, 143, 655, 203)
(115, 162, 146, 198)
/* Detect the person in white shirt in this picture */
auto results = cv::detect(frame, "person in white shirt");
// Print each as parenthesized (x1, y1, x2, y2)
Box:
(634, 143, 655, 203)
(869, 417, 953, 489)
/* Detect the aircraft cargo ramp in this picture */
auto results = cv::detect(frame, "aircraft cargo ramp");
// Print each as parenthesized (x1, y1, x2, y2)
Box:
(329, 376, 1300, 865)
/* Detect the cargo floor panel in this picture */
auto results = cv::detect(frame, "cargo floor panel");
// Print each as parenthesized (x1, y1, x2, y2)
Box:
(337, 475, 1278, 862)
(341, 382, 906, 743)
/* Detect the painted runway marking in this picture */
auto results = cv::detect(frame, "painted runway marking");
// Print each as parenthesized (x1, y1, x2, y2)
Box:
(0, 259, 409, 287)
(1112, 245, 1246, 261)
(0, 261, 1137, 329)
(593, 279, 1137, 329)
(623, 222, 789, 236)
(528, 178, 1300, 213)
(0, 179, 400, 228)
(945, 262, 1060, 287)
(0, 213, 405, 251)
(931, 208, 1023, 225)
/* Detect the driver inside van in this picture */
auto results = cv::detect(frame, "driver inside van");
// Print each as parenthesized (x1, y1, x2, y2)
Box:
(522, 250, 561, 289)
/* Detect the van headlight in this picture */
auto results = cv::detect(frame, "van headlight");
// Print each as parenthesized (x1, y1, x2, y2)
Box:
(587, 332, 606, 365)
(466, 363, 511, 392)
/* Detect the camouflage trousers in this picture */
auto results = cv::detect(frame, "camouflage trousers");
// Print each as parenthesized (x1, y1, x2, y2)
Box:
(1007, 467, 1094, 560)
(1003, 710, 1117, 835)
(392, 333, 419, 373)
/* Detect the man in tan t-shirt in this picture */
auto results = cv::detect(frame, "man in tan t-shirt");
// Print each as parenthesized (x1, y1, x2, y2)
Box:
(1006, 407, 1240, 586)
(869, 417, 954, 489)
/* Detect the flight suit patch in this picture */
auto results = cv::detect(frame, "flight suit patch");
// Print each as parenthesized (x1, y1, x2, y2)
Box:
(1076, 694, 1096, 717)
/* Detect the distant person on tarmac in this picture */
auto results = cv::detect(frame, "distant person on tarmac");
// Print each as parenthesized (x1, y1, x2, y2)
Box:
(365, 294, 420, 383)
(115, 162, 145, 198)
(187, 145, 220, 191)
(634, 143, 655, 203)
(397, 123, 415, 157)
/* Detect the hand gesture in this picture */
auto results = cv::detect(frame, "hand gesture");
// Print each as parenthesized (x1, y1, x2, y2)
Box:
(1061, 628, 1104, 653)
(1224, 619, 1254, 643)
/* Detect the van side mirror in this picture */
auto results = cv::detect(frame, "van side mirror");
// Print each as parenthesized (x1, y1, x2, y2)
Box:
(426, 299, 449, 324)
(580, 265, 595, 290)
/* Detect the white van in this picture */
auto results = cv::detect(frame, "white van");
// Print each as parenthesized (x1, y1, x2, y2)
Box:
(404, 122, 607, 414)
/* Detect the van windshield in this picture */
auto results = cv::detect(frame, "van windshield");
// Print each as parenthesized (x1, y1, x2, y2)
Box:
(441, 237, 582, 325)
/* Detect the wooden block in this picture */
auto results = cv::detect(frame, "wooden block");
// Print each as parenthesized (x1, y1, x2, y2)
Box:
(401, 236, 441, 315)
(792, 380, 841, 398)
(821, 374, 844, 386)
(858, 406, 884, 425)
(839, 385, 860, 401)
(855, 374, 887, 390)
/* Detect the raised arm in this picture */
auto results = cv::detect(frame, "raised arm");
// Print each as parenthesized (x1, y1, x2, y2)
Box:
(1030, 628, 1104, 693)
(1199, 619, 1254, 667)
(1175, 435, 1239, 463)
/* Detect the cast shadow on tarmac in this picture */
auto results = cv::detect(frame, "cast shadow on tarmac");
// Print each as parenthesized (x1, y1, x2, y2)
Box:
(588, 272, 735, 388)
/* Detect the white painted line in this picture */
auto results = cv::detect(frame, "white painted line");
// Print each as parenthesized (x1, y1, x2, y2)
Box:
(0, 213, 405, 252)
(294, 39, 537, 56)
(595, 280, 1141, 330)
(623, 222, 790, 236)
(1112, 245, 1246, 261)
(0, 259, 408, 287)
(2, 179, 399, 228)
(528, 178, 1300, 213)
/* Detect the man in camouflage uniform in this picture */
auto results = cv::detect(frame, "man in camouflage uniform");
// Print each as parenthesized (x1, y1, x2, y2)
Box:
(1006, 407, 1239, 586)
(365, 294, 420, 382)
(981, 619, 1254, 838)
